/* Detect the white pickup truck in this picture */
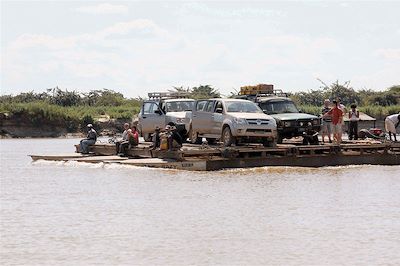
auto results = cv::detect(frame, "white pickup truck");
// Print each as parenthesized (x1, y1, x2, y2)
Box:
(189, 98, 278, 146)
(138, 97, 194, 141)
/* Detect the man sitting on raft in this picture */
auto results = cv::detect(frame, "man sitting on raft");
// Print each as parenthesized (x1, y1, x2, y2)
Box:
(80, 124, 97, 154)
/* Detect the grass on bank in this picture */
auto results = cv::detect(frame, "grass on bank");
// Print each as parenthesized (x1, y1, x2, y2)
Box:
(0, 101, 140, 127)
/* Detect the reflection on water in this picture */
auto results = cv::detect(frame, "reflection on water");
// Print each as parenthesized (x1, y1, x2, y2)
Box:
(1, 139, 400, 265)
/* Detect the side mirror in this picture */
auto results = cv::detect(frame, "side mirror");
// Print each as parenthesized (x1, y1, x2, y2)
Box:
(216, 108, 223, 113)
(155, 109, 163, 115)
(298, 109, 302, 113)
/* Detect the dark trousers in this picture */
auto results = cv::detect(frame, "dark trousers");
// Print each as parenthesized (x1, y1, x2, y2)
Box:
(116, 140, 138, 155)
(349, 121, 358, 140)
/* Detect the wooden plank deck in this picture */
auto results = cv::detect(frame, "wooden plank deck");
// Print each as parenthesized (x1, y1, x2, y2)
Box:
(32, 141, 400, 171)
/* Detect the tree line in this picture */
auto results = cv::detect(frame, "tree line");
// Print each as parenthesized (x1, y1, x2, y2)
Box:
(289, 81, 399, 107)
(1, 82, 398, 108)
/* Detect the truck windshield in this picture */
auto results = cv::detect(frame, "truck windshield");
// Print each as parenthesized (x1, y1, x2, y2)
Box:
(259, 101, 299, 114)
(226, 101, 262, 113)
(165, 101, 194, 112)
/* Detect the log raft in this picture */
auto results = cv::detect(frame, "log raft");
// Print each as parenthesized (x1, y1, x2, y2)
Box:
(29, 141, 400, 171)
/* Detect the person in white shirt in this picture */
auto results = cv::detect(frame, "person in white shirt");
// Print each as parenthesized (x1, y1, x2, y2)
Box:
(115, 123, 130, 154)
(337, 98, 347, 131)
(348, 104, 360, 140)
(385, 113, 400, 141)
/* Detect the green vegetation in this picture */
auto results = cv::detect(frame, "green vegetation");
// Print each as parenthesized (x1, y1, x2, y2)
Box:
(172, 85, 221, 99)
(289, 81, 399, 119)
(0, 88, 141, 131)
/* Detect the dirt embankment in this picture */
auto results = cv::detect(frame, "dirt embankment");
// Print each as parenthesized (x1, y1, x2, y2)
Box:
(0, 113, 132, 138)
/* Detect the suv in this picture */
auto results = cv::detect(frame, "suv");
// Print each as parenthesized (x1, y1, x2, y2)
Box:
(138, 93, 194, 141)
(189, 99, 277, 146)
(255, 96, 321, 143)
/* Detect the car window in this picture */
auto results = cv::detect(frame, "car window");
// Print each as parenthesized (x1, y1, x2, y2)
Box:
(163, 101, 194, 112)
(143, 102, 153, 114)
(143, 102, 159, 114)
(214, 101, 223, 112)
(196, 100, 208, 111)
(205, 101, 215, 112)
(226, 101, 262, 113)
(259, 101, 299, 114)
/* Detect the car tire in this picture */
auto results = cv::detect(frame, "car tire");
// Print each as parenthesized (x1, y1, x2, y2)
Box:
(222, 126, 235, 147)
(190, 128, 202, 144)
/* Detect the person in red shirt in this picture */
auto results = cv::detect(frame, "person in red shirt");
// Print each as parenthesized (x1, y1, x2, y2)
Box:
(128, 125, 139, 146)
(323, 100, 343, 144)
(118, 125, 139, 156)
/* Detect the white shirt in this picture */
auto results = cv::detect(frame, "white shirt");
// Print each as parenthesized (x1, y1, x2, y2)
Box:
(387, 114, 399, 124)
(121, 129, 129, 140)
(349, 110, 359, 121)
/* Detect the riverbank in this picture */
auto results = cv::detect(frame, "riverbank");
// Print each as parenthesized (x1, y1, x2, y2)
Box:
(0, 112, 132, 138)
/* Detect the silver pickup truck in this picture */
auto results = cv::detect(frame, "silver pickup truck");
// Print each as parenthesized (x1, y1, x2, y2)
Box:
(138, 97, 194, 141)
(189, 98, 277, 146)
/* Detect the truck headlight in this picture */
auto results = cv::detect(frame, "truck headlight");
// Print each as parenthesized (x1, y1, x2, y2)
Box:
(233, 118, 247, 125)
(312, 119, 319, 125)
(284, 121, 292, 127)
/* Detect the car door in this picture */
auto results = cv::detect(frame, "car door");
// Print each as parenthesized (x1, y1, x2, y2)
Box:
(212, 100, 224, 135)
(194, 100, 215, 134)
(139, 101, 165, 135)
(191, 100, 207, 133)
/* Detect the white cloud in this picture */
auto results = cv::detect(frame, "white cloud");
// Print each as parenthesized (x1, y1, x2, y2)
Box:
(180, 2, 284, 18)
(99, 19, 167, 38)
(352, 67, 400, 89)
(8, 19, 166, 52)
(3, 20, 344, 96)
(375, 48, 400, 60)
(76, 3, 128, 15)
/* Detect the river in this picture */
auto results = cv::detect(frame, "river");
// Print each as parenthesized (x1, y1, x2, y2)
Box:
(1, 138, 400, 265)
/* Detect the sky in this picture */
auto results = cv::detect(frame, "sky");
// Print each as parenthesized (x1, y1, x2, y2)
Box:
(1, 1, 399, 98)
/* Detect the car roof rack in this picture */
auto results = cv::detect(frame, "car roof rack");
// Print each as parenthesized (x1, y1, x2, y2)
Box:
(148, 92, 191, 100)
(255, 89, 289, 98)
(236, 89, 289, 102)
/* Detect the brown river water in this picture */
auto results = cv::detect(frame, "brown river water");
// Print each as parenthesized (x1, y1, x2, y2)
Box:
(1, 138, 400, 265)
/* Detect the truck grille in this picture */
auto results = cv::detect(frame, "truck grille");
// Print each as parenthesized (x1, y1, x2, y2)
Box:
(246, 119, 269, 125)
(296, 120, 312, 127)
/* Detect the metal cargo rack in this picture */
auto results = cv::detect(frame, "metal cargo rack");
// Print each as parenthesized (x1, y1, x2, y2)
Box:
(148, 92, 191, 100)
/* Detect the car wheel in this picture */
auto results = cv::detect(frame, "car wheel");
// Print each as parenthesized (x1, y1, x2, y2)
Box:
(206, 138, 216, 145)
(190, 128, 202, 144)
(222, 126, 235, 147)
(143, 133, 152, 142)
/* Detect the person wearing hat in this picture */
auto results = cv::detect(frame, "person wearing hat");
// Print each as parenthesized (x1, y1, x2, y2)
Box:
(79, 124, 97, 154)
(168, 125, 183, 151)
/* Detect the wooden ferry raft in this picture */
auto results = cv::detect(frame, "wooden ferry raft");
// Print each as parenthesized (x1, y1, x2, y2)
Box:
(29, 141, 400, 171)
